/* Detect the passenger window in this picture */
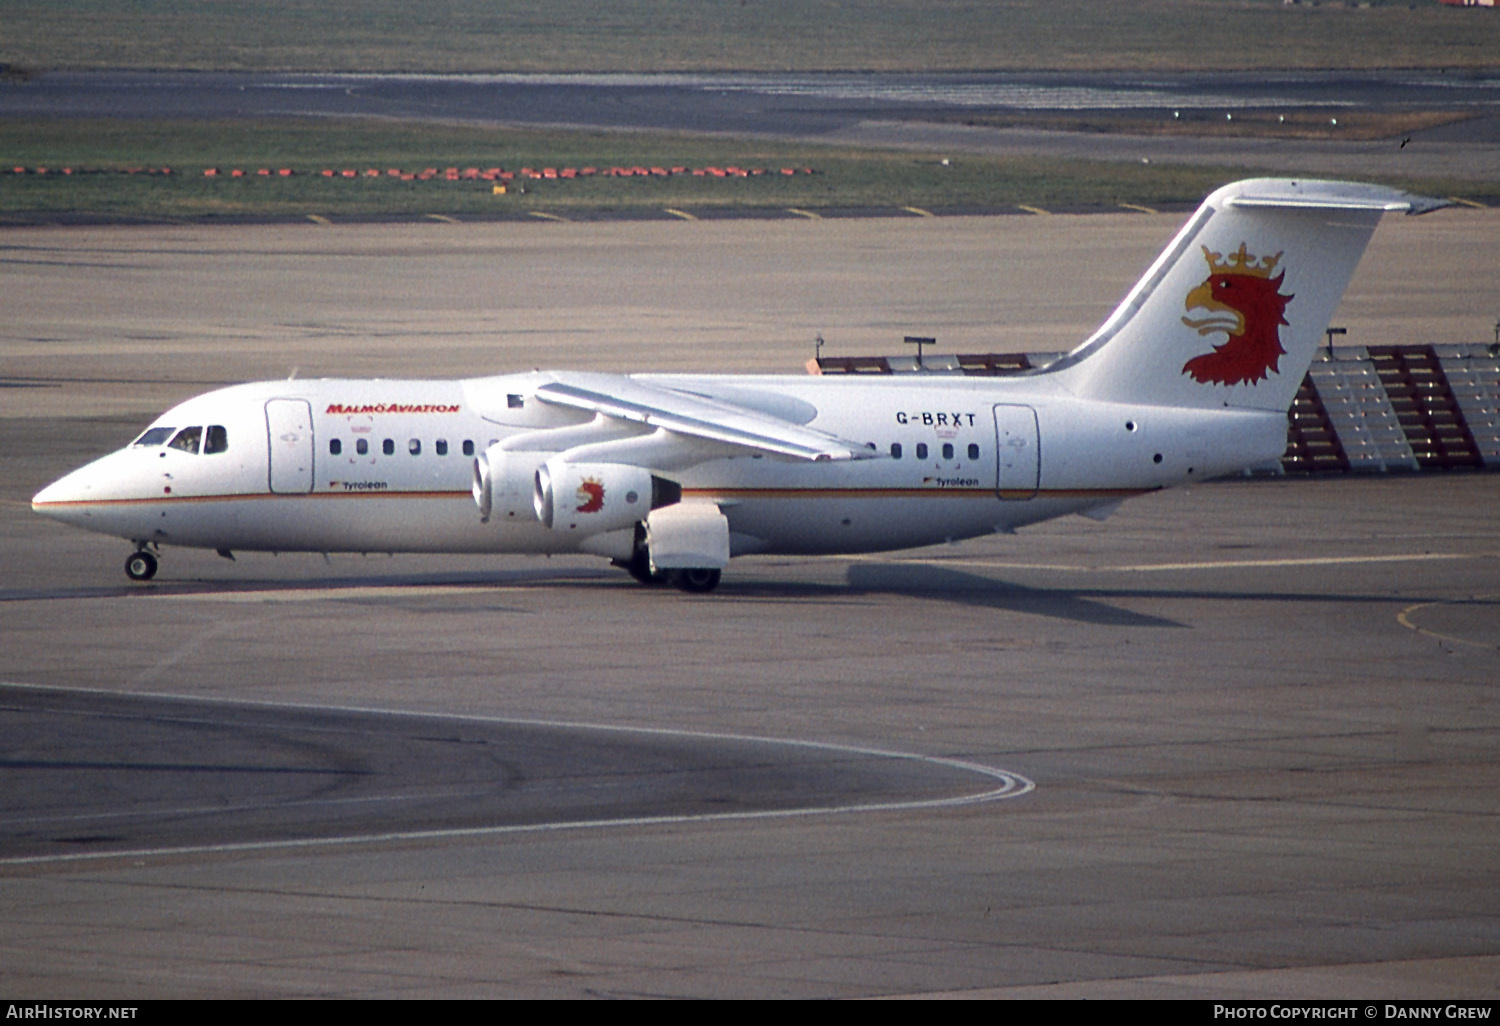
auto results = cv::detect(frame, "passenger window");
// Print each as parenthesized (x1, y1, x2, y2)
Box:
(463, 440, 475, 457)
(968, 443, 980, 460)
(890, 442, 902, 459)
(204, 425, 228, 454)
(916, 443, 928, 460)
(436, 439, 448, 456)
(356, 438, 369, 456)
(507, 394, 524, 409)
(382, 439, 394, 456)
(133, 427, 175, 447)
(942, 443, 954, 460)
(409, 439, 421, 456)
(168, 427, 202, 454)
(330, 438, 342, 456)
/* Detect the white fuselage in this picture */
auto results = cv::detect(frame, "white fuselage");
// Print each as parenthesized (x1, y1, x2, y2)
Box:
(31, 179, 1439, 584)
(32, 370, 1287, 559)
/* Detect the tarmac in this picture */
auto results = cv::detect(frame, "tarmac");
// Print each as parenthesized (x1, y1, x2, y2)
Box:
(6, 70, 1499, 176)
(6, 70, 1499, 198)
(1, 209, 1497, 998)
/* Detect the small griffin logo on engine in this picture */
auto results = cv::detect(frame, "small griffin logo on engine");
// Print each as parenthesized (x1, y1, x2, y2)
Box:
(575, 478, 605, 513)
(1181, 243, 1294, 387)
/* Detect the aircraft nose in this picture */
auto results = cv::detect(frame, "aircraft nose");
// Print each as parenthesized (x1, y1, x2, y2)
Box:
(32, 450, 168, 539)
(32, 469, 90, 518)
(31, 456, 128, 528)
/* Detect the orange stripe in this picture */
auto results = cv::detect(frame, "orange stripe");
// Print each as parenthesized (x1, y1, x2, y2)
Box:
(683, 487, 1153, 500)
(34, 490, 470, 509)
(36, 485, 1156, 511)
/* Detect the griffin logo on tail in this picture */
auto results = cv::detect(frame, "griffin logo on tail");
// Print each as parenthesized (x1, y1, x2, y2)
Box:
(1181, 243, 1294, 387)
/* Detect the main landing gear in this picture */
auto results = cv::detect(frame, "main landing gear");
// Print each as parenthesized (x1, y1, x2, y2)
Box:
(615, 525, 723, 593)
(669, 567, 721, 593)
(124, 548, 159, 581)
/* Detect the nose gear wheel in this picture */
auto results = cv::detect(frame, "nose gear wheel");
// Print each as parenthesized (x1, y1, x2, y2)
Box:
(125, 550, 158, 581)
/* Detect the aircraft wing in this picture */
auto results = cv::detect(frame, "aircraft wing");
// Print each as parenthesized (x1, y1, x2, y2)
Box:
(533, 373, 874, 462)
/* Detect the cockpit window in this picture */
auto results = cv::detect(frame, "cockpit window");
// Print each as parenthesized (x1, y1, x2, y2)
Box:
(168, 427, 202, 454)
(133, 427, 175, 448)
(204, 425, 229, 455)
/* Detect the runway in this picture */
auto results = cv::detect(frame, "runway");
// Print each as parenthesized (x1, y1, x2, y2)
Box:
(10, 70, 1500, 132)
(6, 69, 1498, 182)
(1, 212, 1497, 997)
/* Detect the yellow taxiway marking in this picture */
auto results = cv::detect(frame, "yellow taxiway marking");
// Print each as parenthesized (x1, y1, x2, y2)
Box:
(1397, 593, 1499, 651)
(529, 211, 571, 222)
(306, 214, 332, 225)
(786, 208, 822, 220)
(903, 206, 935, 218)
(426, 214, 461, 224)
(663, 208, 698, 221)
(1017, 204, 1050, 216)
(1446, 195, 1488, 210)
(1119, 203, 1158, 215)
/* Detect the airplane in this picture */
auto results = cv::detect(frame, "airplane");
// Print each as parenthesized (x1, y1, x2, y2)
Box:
(32, 178, 1447, 593)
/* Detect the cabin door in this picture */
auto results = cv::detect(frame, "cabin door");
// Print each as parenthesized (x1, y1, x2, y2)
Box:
(266, 398, 315, 494)
(993, 404, 1039, 499)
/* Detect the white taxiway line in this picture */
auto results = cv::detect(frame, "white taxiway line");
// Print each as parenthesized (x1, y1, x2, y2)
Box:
(87, 551, 1497, 605)
(141, 583, 527, 603)
(0, 681, 1035, 868)
(865, 551, 1495, 574)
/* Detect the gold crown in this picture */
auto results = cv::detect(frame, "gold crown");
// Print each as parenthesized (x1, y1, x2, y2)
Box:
(1201, 243, 1282, 278)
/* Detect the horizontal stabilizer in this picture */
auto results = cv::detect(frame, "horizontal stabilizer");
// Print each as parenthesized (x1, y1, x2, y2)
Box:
(1224, 182, 1449, 215)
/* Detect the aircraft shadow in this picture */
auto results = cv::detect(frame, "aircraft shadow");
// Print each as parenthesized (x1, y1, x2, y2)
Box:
(729, 561, 1449, 629)
(840, 562, 1188, 628)
(2, 562, 1457, 633)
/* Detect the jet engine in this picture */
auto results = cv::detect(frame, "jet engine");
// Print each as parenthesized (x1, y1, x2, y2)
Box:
(472, 448, 551, 523)
(533, 459, 674, 534)
(475, 439, 683, 533)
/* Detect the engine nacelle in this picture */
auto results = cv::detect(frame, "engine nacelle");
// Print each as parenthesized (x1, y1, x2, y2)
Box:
(534, 459, 663, 534)
(473, 447, 551, 524)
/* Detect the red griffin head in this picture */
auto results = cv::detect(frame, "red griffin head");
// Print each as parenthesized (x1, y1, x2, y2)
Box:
(1180, 243, 1293, 387)
(575, 478, 605, 513)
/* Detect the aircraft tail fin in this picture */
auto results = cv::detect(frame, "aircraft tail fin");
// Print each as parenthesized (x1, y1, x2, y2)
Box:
(1048, 179, 1447, 413)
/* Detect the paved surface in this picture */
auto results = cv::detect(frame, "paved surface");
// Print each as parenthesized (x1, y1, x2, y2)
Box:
(9, 70, 1500, 129)
(1, 684, 1020, 864)
(1, 213, 1497, 997)
(5, 70, 1499, 182)
(827, 119, 1500, 186)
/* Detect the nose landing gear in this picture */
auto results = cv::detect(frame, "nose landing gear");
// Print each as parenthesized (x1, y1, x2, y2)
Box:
(125, 548, 159, 581)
